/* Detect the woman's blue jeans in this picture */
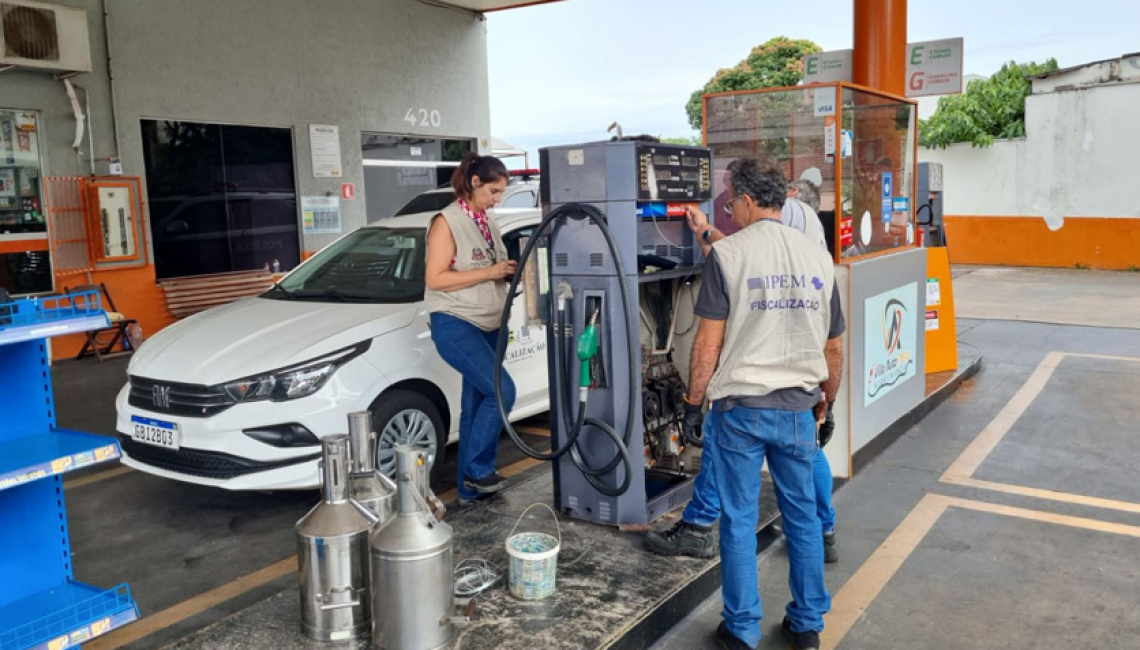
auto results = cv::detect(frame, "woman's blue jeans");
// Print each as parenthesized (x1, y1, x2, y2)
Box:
(429, 312, 516, 501)
(701, 407, 831, 645)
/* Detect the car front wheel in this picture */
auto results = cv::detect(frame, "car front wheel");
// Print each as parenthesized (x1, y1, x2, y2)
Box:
(369, 390, 446, 481)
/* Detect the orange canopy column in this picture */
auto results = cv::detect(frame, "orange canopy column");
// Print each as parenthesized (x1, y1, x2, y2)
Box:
(853, 0, 907, 95)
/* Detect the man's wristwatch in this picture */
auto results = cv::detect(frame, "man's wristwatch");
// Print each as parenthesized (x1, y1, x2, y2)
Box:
(702, 228, 715, 242)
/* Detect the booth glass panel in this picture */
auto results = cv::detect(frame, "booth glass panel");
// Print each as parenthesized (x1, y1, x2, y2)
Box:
(839, 87, 917, 260)
(704, 87, 840, 254)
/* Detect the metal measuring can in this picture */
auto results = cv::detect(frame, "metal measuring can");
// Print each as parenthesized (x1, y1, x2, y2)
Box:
(296, 434, 378, 641)
(370, 446, 455, 650)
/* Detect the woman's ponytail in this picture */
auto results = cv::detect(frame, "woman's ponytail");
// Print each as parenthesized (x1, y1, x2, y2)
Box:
(450, 152, 509, 199)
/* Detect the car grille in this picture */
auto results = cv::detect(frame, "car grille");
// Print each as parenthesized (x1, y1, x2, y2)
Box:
(120, 436, 320, 480)
(129, 376, 235, 418)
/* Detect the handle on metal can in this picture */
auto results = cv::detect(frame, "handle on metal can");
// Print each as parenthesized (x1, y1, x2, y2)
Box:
(507, 503, 562, 549)
(316, 588, 362, 611)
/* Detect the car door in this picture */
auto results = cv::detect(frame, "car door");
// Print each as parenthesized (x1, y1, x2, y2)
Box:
(501, 223, 548, 411)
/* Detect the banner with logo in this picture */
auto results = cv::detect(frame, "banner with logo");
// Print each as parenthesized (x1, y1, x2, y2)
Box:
(864, 283, 917, 406)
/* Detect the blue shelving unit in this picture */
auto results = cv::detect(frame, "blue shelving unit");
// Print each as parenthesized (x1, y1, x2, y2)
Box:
(0, 292, 139, 650)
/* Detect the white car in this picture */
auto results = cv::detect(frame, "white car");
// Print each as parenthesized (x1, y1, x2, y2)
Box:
(116, 204, 548, 490)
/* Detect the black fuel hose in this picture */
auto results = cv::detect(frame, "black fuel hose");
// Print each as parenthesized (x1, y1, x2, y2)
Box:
(493, 202, 636, 496)
(554, 303, 632, 496)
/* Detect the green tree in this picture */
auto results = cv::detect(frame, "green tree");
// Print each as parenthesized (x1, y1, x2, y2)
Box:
(685, 36, 822, 131)
(659, 136, 702, 146)
(920, 58, 1060, 149)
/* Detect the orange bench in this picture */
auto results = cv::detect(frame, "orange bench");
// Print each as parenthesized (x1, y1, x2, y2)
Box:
(159, 270, 279, 319)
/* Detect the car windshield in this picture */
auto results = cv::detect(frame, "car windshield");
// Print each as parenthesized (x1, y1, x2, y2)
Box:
(394, 190, 455, 216)
(265, 227, 426, 304)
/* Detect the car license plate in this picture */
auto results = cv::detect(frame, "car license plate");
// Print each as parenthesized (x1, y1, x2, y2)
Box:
(130, 415, 180, 450)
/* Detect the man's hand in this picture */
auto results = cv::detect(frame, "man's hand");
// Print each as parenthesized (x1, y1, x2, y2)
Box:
(817, 401, 835, 448)
(684, 205, 710, 236)
(682, 397, 704, 447)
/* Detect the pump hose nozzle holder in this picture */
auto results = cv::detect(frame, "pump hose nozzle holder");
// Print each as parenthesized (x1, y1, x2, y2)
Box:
(493, 203, 635, 497)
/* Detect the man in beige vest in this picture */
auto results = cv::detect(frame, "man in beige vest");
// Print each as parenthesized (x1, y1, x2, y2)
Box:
(652, 157, 844, 650)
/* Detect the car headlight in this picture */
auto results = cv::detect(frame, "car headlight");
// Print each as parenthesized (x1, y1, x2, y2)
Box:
(222, 341, 370, 403)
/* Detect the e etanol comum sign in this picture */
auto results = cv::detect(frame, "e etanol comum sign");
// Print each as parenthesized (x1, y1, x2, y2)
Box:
(803, 38, 964, 97)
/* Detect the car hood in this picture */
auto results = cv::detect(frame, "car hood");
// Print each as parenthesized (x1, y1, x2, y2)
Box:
(129, 297, 418, 386)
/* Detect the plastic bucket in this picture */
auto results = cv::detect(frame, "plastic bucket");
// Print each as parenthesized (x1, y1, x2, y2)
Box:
(505, 503, 562, 600)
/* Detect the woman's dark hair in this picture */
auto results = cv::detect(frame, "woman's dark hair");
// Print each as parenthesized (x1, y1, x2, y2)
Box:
(450, 153, 509, 199)
(727, 156, 788, 211)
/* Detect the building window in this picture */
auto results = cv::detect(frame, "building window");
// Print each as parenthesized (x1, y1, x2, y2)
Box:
(361, 135, 473, 222)
(141, 120, 300, 280)
(0, 109, 50, 295)
(0, 251, 51, 294)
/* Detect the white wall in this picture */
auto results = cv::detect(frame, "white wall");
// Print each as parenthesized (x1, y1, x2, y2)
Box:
(920, 76, 1140, 224)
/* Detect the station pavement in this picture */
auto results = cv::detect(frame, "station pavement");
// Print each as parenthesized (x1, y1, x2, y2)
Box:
(48, 266, 1140, 650)
(654, 314, 1140, 649)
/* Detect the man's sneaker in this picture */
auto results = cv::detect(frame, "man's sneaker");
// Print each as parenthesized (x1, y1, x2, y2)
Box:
(464, 473, 507, 495)
(823, 530, 838, 564)
(781, 616, 821, 650)
(645, 520, 716, 558)
(715, 622, 756, 650)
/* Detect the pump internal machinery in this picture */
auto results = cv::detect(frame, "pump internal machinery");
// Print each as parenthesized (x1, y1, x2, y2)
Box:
(496, 139, 713, 526)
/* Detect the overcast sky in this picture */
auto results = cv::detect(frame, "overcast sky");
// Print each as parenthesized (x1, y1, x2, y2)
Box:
(486, 0, 1136, 165)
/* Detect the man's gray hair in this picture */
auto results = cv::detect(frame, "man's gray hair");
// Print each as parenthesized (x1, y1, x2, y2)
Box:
(790, 180, 821, 212)
(726, 156, 787, 211)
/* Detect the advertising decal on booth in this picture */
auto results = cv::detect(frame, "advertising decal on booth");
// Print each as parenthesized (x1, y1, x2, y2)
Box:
(864, 283, 918, 406)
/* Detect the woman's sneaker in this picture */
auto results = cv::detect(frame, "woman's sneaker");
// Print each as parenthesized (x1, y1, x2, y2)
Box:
(645, 520, 716, 558)
(824, 530, 838, 564)
(464, 472, 508, 495)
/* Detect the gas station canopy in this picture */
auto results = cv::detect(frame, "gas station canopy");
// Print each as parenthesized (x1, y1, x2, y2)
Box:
(439, 0, 567, 11)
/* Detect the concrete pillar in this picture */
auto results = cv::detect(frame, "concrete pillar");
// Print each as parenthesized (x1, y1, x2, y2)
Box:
(853, 0, 907, 95)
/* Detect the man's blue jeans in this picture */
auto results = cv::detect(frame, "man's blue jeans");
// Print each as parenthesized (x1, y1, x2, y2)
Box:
(685, 428, 836, 532)
(429, 312, 516, 501)
(703, 407, 831, 645)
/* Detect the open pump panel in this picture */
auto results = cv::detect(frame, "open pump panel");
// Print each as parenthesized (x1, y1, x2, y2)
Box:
(535, 140, 713, 526)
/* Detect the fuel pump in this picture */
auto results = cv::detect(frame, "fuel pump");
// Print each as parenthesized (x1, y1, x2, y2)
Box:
(494, 138, 713, 526)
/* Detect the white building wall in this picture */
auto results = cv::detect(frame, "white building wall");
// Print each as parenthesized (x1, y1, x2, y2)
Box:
(920, 73, 1140, 224)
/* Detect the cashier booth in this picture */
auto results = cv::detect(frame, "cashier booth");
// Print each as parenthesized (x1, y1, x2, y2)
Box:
(704, 83, 926, 479)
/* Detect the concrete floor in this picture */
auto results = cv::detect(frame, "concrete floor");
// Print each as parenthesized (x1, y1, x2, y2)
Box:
(50, 359, 550, 650)
(652, 317, 1140, 650)
(953, 265, 1140, 329)
(48, 265, 1140, 650)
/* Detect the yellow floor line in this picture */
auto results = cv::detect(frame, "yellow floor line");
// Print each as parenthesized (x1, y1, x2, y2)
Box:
(941, 351, 1063, 481)
(85, 557, 297, 650)
(822, 493, 948, 649)
(436, 456, 544, 504)
(64, 466, 134, 490)
(514, 425, 551, 438)
(823, 493, 1140, 649)
(87, 456, 546, 649)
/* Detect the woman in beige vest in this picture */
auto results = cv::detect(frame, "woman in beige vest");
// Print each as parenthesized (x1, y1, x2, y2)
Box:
(424, 153, 517, 506)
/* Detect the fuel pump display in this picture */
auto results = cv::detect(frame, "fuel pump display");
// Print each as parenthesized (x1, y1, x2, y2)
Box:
(494, 139, 713, 527)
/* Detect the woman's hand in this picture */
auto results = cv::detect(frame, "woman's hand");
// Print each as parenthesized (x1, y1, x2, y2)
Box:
(485, 260, 517, 281)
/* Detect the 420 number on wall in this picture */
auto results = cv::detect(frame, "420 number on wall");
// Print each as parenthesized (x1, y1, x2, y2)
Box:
(405, 108, 442, 129)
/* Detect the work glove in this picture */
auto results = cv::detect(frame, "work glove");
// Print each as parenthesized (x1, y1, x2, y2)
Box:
(682, 398, 704, 448)
(817, 402, 836, 448)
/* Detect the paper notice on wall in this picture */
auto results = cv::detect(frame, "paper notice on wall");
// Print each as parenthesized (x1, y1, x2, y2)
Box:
(926, 310, 940, 331)
(926, 278, 941, 306)
(302, 196, 341, 234)
(824, 122, 837, 156)
(309, 125, 343, 178)
(0, 168, 15, 198)
(16, 112, 36, 131)
(814, 86, 837, 117)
